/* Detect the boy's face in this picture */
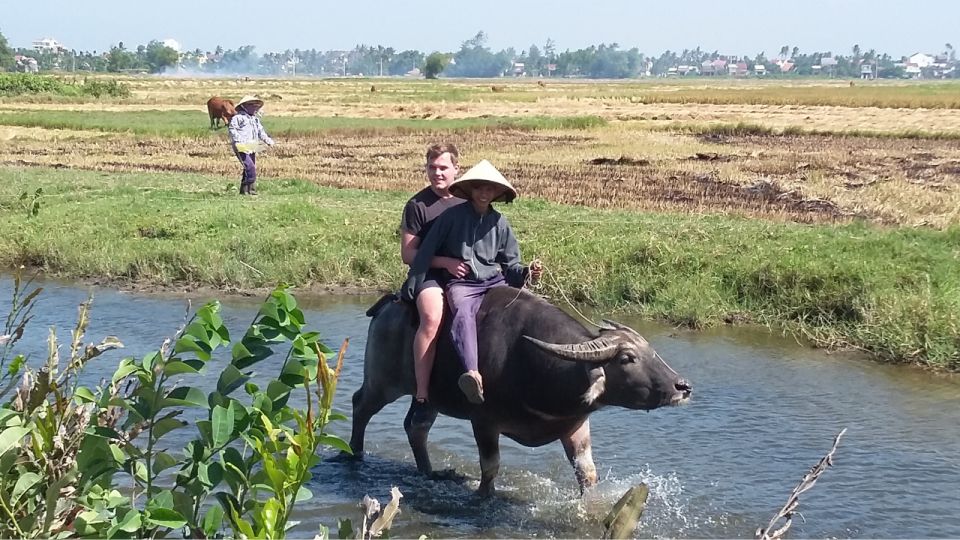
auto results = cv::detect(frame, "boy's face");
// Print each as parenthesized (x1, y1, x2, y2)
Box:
(470, 181, 506, 205)
(426, 152, 459, 192)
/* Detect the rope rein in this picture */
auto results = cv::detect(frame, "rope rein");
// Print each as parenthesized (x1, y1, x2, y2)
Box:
(503, 258, 604, 329)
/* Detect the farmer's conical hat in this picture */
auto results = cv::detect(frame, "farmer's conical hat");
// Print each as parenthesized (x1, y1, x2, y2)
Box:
(235, 95, 264, 109)
(449, 159, 517, 203)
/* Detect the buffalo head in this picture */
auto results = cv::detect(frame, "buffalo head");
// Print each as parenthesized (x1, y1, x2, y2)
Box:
(524, 319, 691, 410)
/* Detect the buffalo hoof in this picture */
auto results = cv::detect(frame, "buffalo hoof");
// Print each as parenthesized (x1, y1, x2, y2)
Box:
(476, 483, 495, 499)
(325, 450, 362, 463)
(429, 468, 468, 482)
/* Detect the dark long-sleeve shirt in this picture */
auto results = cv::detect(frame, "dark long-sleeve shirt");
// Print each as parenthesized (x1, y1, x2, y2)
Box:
(402, 203, 528, 301)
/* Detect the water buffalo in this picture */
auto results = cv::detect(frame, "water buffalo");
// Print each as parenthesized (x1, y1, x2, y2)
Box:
(206, 96, 235, 129)
(350, 287, 691, 496)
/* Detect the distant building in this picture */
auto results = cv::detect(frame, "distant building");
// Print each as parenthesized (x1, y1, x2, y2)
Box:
(774, 59, 794, 73)
(819, 57, 838, 77)
(32, 37, 65, 53)
(908, 53, 935, 68)
(860, 63, 875, 79)
(729, 62, 748, 76)
(512, 62, 525, 76)
(753, 64, 767, 75)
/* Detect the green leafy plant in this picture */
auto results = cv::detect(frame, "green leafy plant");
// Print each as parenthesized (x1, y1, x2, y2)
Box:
(0, 275, 123, 538)
(0, 277, 360, 538)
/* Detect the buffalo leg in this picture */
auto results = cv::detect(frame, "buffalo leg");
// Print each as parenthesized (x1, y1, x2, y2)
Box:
(561, 419, 597, 494)
(403, 399, 438, 475)
(349, 385, 393, 456)
(472, 422, 501, 497)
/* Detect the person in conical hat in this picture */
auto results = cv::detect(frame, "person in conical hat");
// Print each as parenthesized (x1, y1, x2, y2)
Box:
(227, 95, 275, 195)
(402, 159, 542, 405)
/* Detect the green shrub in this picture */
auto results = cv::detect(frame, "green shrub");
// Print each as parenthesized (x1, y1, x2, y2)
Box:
(0, 276, 365, 538)
(0, 73, 129, 98)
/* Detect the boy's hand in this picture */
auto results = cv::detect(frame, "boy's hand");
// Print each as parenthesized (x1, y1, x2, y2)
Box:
(445, 259, 470, 279)
(529, 260, 543, 284)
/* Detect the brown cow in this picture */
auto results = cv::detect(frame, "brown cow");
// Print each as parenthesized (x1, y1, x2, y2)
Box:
(206, 96, 236, 129)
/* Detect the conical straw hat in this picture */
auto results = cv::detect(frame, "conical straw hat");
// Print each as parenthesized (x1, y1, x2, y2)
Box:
(449, 159, 517, 203)
(235, 95, 264, 109)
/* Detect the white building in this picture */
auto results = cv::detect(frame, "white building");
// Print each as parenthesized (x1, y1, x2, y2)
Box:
(908, 53, 935, 68)
(161, 38, 182, 52)
(32, 37, 65, 53)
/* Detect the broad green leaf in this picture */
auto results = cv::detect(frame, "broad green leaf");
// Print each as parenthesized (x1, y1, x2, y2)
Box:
(131, 460, 148, 483)
(257, 302, 280, 323)
(231, 341, 253, 363)
(115, 508, 142, 533)
(184, 321, 212, 343)
(146, 489, 174, 512)
(261, 497, 281, 538)
(163, 359, 205, 376)
(202, 505, 224, 538)
(266, 381, 292, 409)
(196, 420, 213, 446)
(199, 461, 224, 488)
(216, 364, 250, 396)
(279, 356, 306, 387)
(0, 409, 21, 428)
(174, 336, 211, 362)
(73, 386, 97, 404)
(328, 412, 349, 422)
(197, 303, 224, 330)
(211, 405, 235, 448)
(11, 471, 40, 506)
(318, 434, 353, 455)
(146, 508, 187, 529)
(152, 416, 187, 440)
(161, 386, 208, 409)
(277, 288, 297, 311)
(295, 485, 313, 503)
(153, 451, 178, 474)
(0, 426, 30, 456)
(111, 359, 141, 383)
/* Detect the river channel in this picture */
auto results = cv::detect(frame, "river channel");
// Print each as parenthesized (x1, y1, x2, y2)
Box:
(3, 277, 958, 538)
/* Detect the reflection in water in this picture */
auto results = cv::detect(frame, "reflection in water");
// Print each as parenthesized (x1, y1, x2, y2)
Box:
(2, 277, 959, 538)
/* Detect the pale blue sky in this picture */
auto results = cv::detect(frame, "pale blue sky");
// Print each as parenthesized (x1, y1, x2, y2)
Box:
(4, 0, 958, 58)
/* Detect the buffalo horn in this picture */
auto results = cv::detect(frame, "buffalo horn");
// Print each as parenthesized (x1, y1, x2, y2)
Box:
(523, 335, 618, 362)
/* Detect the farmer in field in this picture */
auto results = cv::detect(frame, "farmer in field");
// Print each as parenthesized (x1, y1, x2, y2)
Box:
(400, 144, 466, 421)
(227, 95, 274, 195)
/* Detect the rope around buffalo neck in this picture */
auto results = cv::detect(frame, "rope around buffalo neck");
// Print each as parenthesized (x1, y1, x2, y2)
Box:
(504, 258, 604, 329)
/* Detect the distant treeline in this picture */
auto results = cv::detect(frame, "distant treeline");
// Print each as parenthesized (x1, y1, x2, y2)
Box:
(4, 29, 958, 79)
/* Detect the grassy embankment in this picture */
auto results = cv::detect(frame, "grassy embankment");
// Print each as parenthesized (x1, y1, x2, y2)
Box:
(0, 109, 605, 137)
(1, 165, 957, 370)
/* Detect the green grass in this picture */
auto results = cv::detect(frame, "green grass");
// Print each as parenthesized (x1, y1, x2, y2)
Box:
(0, 110, 606, 137)
(0, 165, 957, 370)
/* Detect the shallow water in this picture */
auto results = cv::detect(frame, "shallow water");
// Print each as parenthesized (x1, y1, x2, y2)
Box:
(4, 277, 959, 538)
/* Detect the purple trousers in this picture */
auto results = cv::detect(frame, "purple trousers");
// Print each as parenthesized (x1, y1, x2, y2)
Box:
(236, 152, 257, 186)
(446, 274, 506, 372)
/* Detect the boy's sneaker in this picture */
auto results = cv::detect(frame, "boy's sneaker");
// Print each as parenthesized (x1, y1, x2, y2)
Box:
(458, 373, 485, 405)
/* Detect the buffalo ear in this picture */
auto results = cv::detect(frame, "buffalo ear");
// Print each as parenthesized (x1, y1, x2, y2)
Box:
(596, 320, 617, 331)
